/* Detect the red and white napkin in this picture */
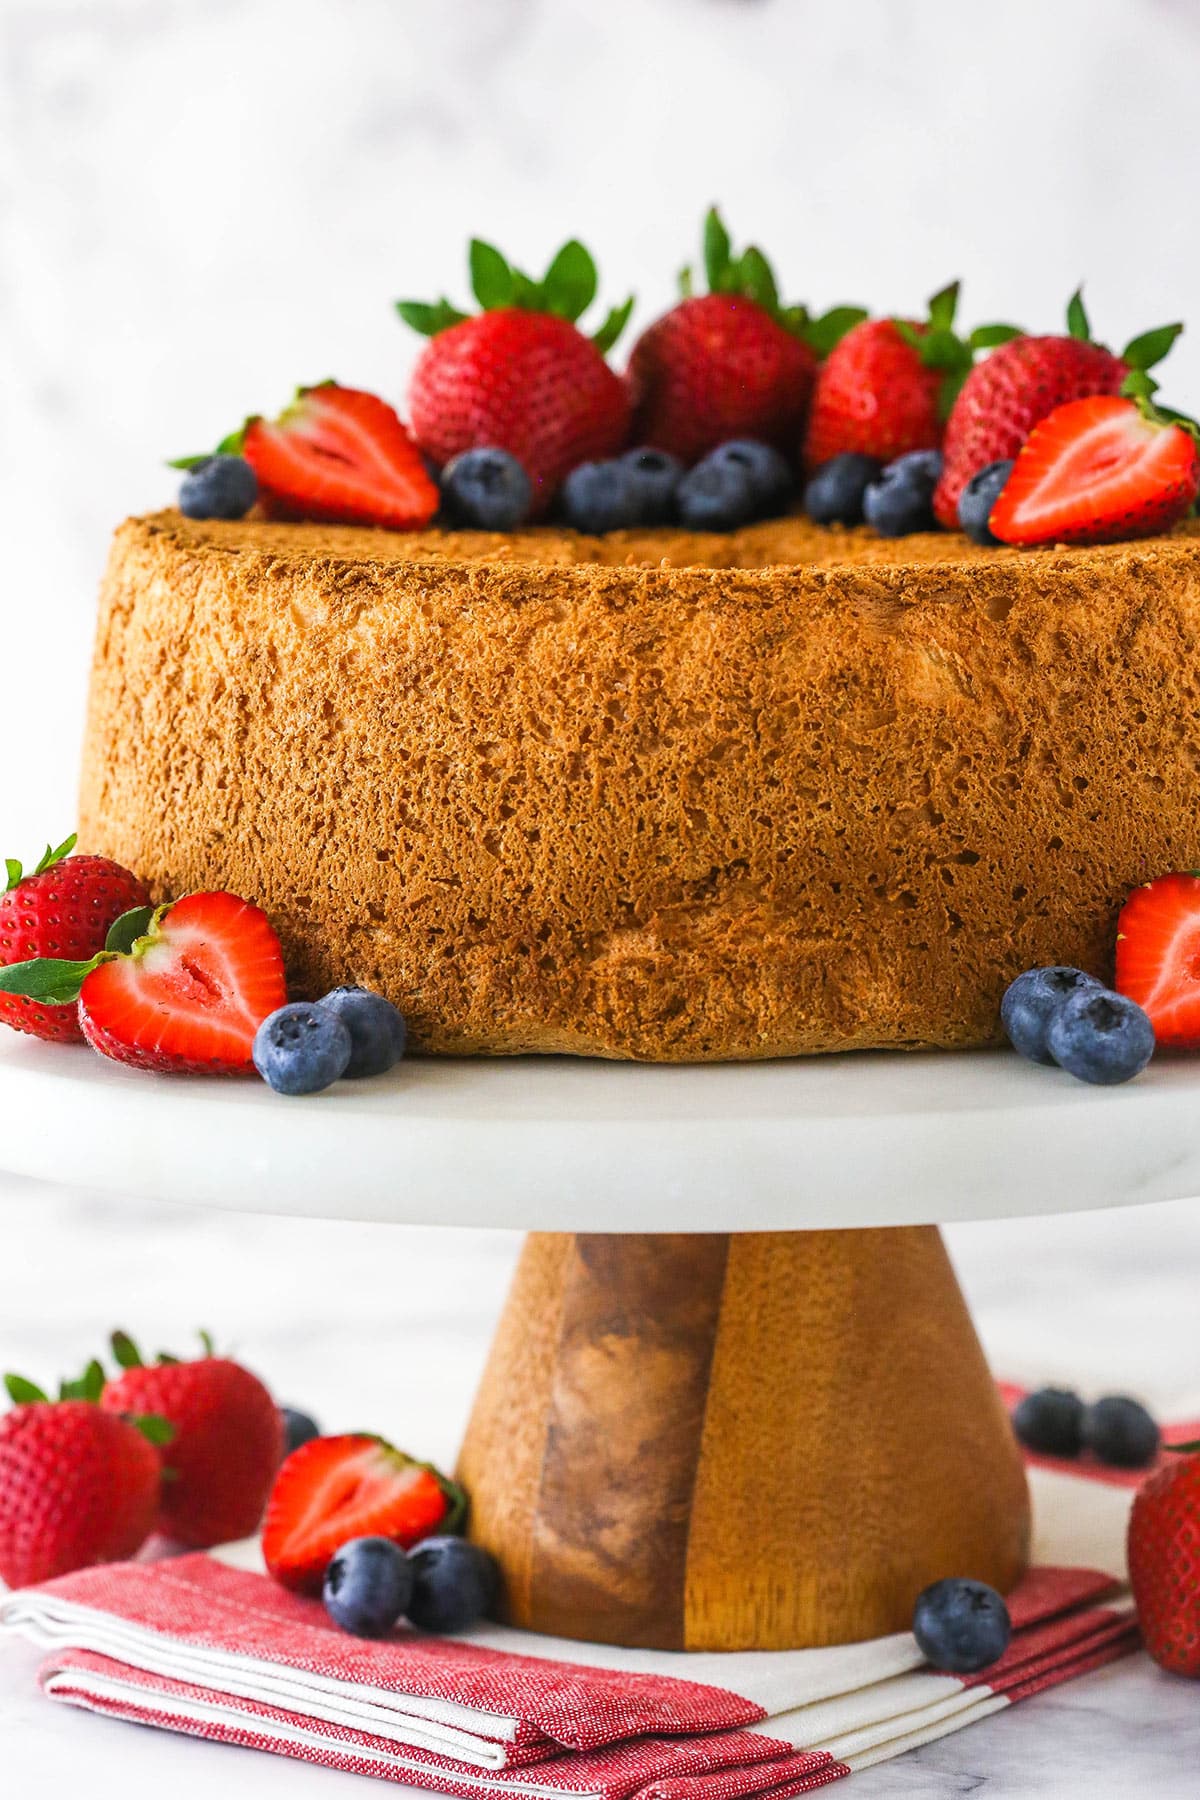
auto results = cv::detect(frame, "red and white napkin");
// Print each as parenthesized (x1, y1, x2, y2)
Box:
(3, 1399, 1192, 1791)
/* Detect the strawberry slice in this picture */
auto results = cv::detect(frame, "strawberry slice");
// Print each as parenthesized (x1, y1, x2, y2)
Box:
(989, 395, 1199, 548)
(1115, 872, 1200, 1048)
(242, 383, 439, 530)
(263, 1434, 464, 1594)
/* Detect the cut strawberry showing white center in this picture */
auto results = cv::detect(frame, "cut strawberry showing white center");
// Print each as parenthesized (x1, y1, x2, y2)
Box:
(242, 384, 439, 530)
(1116, 872, 1200, 1049)
(989, 395, 1199, 547)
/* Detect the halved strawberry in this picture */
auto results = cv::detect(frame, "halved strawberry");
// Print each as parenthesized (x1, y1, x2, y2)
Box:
(239, 384, 439, 530)
(989, 396, 1199, 548)
(263, 1434, 465, 1594)
(1115, 873, 1200, 1048)
(0, 891, 288, 1074)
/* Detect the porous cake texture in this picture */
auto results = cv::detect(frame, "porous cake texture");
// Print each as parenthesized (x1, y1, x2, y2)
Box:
(79, 510, 1200, 1060)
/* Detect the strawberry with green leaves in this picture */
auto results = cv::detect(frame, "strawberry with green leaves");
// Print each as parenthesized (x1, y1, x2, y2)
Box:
(101, 1330, 284, 1549)
(627, 208, 863, 467)
(802, 283, 1021, 472)
(0, 890, 288, 1075)
(399, 238, 632, 514)
(0, 834, 149, 1043)
(933, 292, 1182, 528)
(0, 1362, 172, 1587)
(1128, 1437, 1200, 1678)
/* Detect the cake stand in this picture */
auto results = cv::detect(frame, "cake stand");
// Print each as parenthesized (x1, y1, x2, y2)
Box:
(3, 1035, 1198, 1655)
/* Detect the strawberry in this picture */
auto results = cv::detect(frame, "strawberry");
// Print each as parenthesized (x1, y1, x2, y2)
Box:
(802, 284, 1020, 471)
(1115, 872, 1200, 1048)
(0, 1364, 169, 1588)
(626, 209, 851, 466)
(101, 1331, 283, 1549)
(263, 1434, 465, 1594)
(988, 396, 1199, 548)
(229, 384, 438, 531)
(0, 890, 287, 1075)
(0, 834, 149, 1043)
(1127, 1439, 1200, 1678)
(399, 237, 632, 515)
(933, 293, 1182, 527)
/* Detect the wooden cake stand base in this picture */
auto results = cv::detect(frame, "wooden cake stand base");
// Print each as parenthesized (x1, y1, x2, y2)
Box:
(458, 1228, 1030, 1651)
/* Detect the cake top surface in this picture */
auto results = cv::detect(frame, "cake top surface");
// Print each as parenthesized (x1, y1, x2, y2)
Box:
(134, 509, 1200, 578)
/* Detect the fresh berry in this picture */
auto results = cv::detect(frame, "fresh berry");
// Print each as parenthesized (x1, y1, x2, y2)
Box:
(101, 1331, 283, 1548)
(0, 836, 149, 1044)
(862, 450, 942, 537)
(226, 384, 438, 531)
(317, 987, 407, 1079)
(988, 396, 1199, 548)
(281, 1407, 322, 1457)
(626, 209, 828, 466)
(1045, 987, 1155, 1086)
(1011, 1386, 1085, 1457)
(400, 238, 632, 515)
(1116, 872, 1200, 1048)
(1128, 1441, 1200, 1677)
(675, 454, 757, 531)
(618, 448, 683, 524)
(263, 1434, 465, 1595)
(324, 1536, 414, 1638)
(177, 454, 258, 521)
(253, 1002, 352, 1096)
(957, 459, 1014, 546)
(1001, 966, 1106, 1066)
(439, 448, 532, 530)
(803, 453, 883, 526)
(407, 1535, 499, 1633)
(1082, 1395, 1161, 1468)
(702, 439, 793, 518)
(803, 284, 1015, 471)
(0, 1372, 165, 1587)
(912, 1577, 1012, 1674)
(561, 461, 645, 534)
(933, 296, 1181, 528)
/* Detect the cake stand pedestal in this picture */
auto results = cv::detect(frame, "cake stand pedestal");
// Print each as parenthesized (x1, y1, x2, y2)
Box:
(4, 1038, 1198, 1652)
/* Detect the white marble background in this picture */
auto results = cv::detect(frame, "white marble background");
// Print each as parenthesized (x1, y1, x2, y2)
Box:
(4, 0, 1200, 1790)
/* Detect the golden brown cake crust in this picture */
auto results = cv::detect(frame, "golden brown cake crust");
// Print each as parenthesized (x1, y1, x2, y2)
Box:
(78, 509, 1200, 1060)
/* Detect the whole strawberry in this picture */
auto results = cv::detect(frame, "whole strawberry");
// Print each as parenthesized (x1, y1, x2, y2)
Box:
(933, 293, 1181, 528)
(626, 209, 848, 466)
(1128, 1439, 1200, 1678)
(0, 834, 149, 1043)
(399, 239, 632, 515)
(803, 284, 1019, 472)
(0, 1364, 168, 1587)
(101, 1331, 283, 1548)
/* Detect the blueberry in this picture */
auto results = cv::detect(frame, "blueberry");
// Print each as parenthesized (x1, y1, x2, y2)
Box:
(561, 461, 644, 534)
(1045, 988, 1155, 1086)
(406, 1536, 499, 1633)
(619, 448, 684, 525)
(675, 457, 757, 532)
(323, 1537, 414, 1638)
(281, 1407, 321, 1456)
(441, 449, 532, 530)
(702, 440, 794, 519)
(1001, 966, 1106, 1066)
(912, 1578, 1012, 1674)
(252, 1002, 352, 1096)
(1011, 1387, 1085, 1457)
(1081, 1396, 1161, 1468)
(803, 453, 884, 527)
(179, 454, 258, 522)
(317, 986, 407, 1079)
(863, 450, 943, 537)
(958, 460, 1014, 546)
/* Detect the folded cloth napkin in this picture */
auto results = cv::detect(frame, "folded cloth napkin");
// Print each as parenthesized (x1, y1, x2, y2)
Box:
(4, 1390, 1187, 1791)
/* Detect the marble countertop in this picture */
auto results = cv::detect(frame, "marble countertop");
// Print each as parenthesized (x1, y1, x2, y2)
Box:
(1, 1173, 1198, 1795)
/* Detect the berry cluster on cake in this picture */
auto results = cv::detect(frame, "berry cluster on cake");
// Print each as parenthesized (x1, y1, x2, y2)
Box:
(7, 210, 1200, 1075)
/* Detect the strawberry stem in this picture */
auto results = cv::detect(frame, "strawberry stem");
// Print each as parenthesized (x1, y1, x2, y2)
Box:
(4, 1374, 49, 1406)
(4, 833, 77, 893)
(397, 237, 633, 352)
